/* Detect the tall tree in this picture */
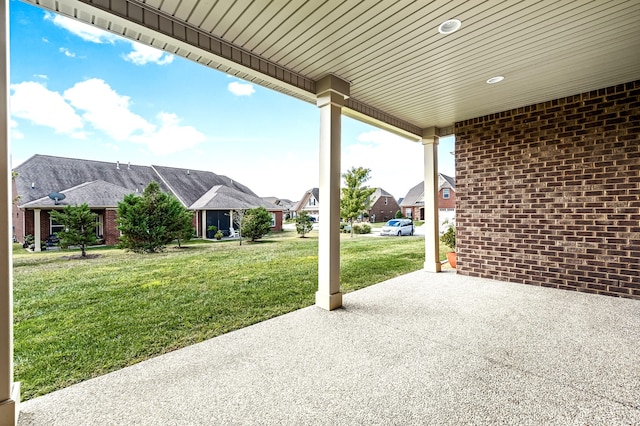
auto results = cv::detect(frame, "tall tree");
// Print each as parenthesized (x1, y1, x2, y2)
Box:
(240, 207, 272, 242)
(117, 182, 193, 253)
(340, 167, 376, 238)
(49, 203, 98, 257)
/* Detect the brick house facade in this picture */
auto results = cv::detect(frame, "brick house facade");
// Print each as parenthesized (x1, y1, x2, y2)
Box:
(456, 80, 640, 300)
(14, 156, 283, 248)
(366, 188, 400, 223)
(401, 174, 456, 229)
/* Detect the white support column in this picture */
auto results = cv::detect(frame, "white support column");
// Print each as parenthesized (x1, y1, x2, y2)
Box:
(201, 210, 206, 238)
(422, 128, 441, 273)
(315, 75, 349, 311)
(33, 209, 41, 252)
(0, 0, 20, 423)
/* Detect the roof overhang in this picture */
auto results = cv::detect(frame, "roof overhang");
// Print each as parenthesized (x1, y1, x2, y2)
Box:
(24, 0, 640, 140)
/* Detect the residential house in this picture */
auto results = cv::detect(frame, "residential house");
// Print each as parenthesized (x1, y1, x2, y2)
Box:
(292, 188, 319, 220)
(366, 188, 400, 223)
(400, 174, 456, 229)
(263, 196, 295, 219)
(13, 155, 282, 248)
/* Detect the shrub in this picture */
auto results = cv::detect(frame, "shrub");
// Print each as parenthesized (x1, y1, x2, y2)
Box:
(352, 223, 371, 234)
(440, 225, 456, 251)
(49, 203, 98, 257)
(117, 182, 193, 253)
(240, 207, 272, 241)
(296, 211, 314, 237)
(395, 210, 403, 219)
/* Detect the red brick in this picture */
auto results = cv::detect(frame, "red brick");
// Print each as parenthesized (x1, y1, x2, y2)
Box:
(455, 79, 640, 301)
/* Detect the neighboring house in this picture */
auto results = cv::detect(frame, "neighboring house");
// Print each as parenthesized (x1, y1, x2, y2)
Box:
(13, 155, 282, 248)
(400, 174, 456, 229)
(263, 197, 295, 219)
(366, 188, 400, 223)
(292, 188, 319, 219)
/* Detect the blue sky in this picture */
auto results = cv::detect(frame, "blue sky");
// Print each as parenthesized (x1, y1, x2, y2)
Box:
(9, 0, 454, 201)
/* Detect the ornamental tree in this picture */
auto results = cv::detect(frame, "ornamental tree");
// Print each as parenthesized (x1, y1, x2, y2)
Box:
(295, 211, 314, 237)
(340, 166, 376, 238)
(49, 203, 98, 257)
(117, 182, 193, 253)
(240, 207, 272, 242)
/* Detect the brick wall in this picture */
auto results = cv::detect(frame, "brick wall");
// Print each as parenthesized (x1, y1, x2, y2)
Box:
(104, 209, 119, 246)
(369, 196, 400, 222)
(438, 189, 456, 209)
(455, 80, 640, 299)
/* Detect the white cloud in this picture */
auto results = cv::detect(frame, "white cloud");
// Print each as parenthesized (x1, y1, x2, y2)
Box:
(10, 81, 84, 135)
(11, 78, 205, 155)
(64, 79, 204, 154)
(228, 81, 255, 96)
(124, 42, 174, 66)
(34, 74, 48, 80)
(64, 78, 154, 140)
(131, 112, 206, 155)
(46, 12, 118, 44)
(59, 47, 76, 58)
(342, 130, 424, 199)
(10, 119, 23, 140)
(45, 12, 173, 66)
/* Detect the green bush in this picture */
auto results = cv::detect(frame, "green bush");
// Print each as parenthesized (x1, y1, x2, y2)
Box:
(296, 211, 313, 237)
(241, 207, 272, 242)
(352, 223, 371, 234)
(395, 210, 403, 219)
(440, 225, 456, 251)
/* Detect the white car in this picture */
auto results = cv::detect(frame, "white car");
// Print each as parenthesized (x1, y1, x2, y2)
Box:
(380, 219, 414, 236)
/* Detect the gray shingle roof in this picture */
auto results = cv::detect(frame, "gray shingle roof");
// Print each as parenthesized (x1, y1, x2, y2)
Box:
(400, 174, 456, 207)
(15, 155, 165, 206)
(14, 154, 267, 211)
(191, 185, 278, 210)
(151, 165, 257, 207)
(440, 173, 455, 190)
(21, 180, 135, 208)
(369, 187, 394, 205)
(400, 182, 424, 207)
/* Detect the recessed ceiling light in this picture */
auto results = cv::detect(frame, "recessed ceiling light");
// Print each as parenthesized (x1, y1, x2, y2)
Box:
(438, 19, 462, 34)
(486, 76, 504, 84)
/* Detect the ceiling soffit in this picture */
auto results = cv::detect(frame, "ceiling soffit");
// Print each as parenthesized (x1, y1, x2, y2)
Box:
(24, 0, 640, 140)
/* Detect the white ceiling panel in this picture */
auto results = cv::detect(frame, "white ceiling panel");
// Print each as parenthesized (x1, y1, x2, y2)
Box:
(24, 0, 640, 136)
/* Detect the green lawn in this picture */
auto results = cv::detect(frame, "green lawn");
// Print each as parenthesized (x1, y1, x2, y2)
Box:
(13, 230, 428, 400)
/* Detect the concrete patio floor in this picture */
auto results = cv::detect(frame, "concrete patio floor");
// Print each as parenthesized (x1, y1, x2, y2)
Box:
(17, 271, 640, 425)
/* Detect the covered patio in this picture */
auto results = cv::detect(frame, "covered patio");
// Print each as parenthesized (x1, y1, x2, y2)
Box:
(1, 1, 639, 424)
(16, 271, 640, 425)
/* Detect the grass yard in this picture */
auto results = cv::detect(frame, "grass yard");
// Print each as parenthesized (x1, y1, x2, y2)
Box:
(13, 230, 428, 400)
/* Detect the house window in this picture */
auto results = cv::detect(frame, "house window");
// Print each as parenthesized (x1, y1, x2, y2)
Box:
(443, 189, 450, 199)
(405, 208, 412, 218)
(50, 218, 64, 235)
(308, 198, 316, 206)
(270, 213, 276, 228)
(96, 214, 104, 238)
(384, 197, 388, 205)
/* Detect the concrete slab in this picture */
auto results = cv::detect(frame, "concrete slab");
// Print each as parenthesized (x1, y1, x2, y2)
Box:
(17, 271, 640, 425)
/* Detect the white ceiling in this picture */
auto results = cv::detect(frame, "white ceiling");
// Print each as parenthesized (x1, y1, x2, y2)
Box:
(25, 0, 640, 138)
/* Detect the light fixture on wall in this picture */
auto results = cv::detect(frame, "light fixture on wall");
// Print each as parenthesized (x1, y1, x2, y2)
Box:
(438, 19, 462, 34)
(487, 76, 505, 84)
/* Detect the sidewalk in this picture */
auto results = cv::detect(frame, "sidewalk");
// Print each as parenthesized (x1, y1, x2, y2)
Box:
(18, 271, 640, 425)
